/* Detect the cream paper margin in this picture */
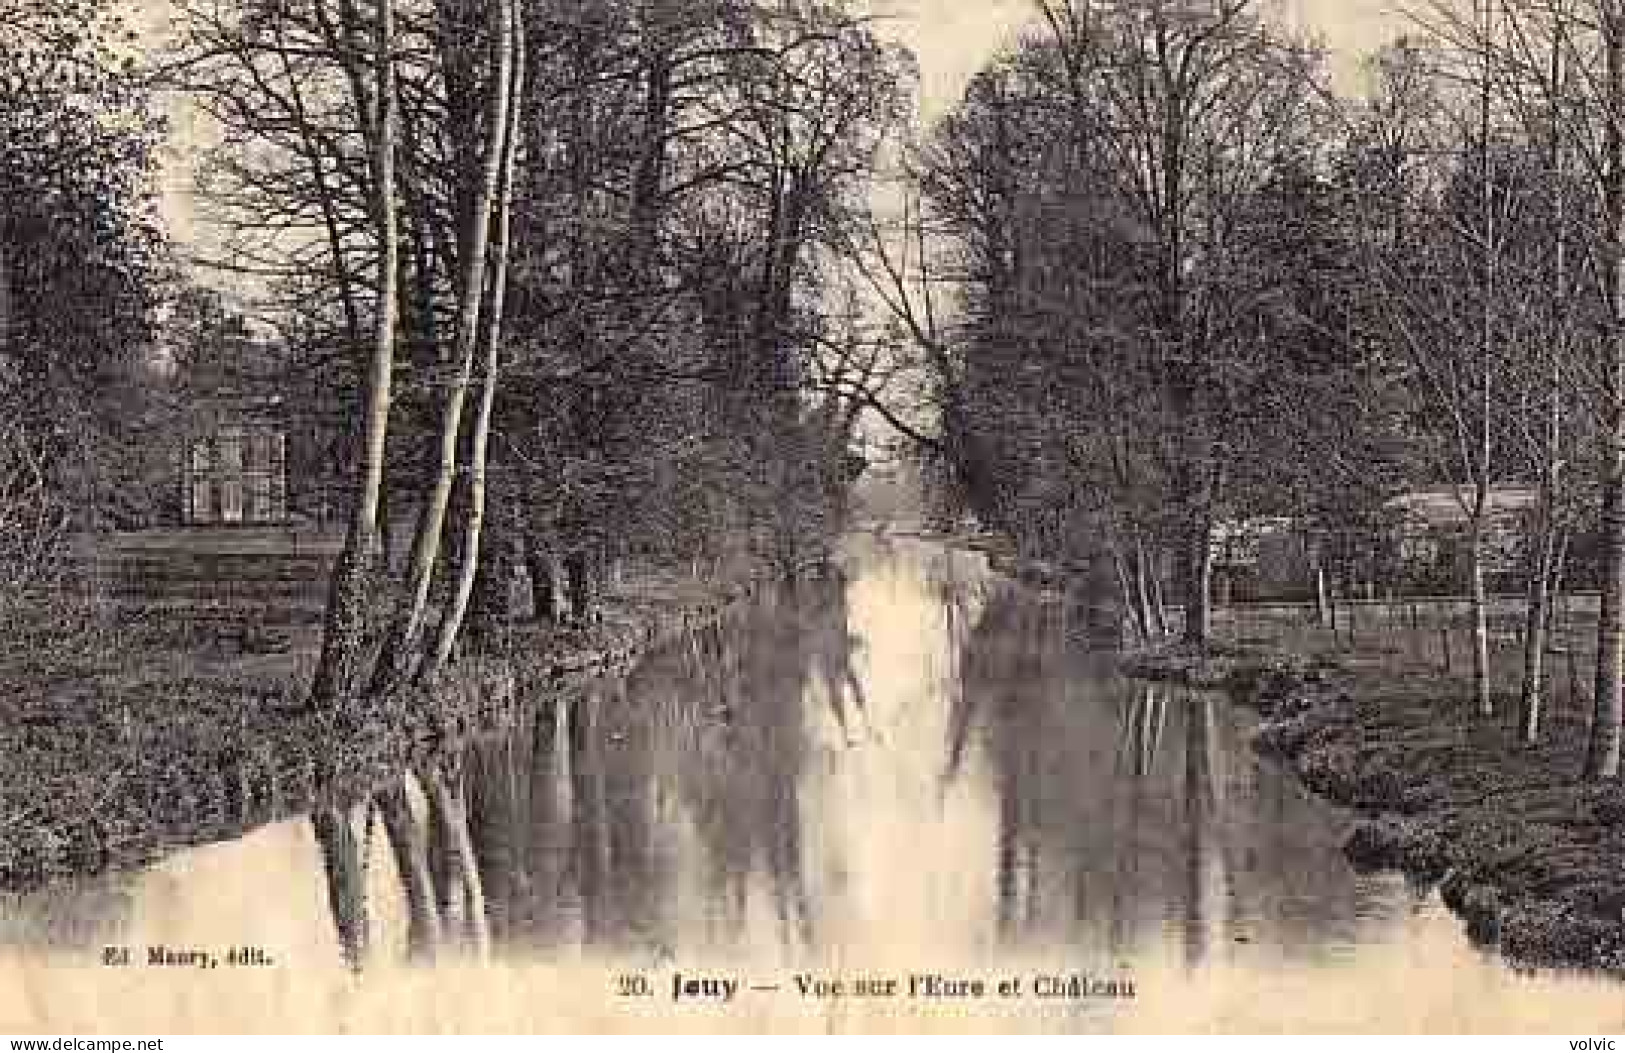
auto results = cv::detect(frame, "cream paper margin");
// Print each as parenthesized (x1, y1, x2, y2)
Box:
(5, 0, 1624, 1035)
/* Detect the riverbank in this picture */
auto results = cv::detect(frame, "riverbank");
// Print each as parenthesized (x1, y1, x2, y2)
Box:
(1119, 632, 1625, 976)
(0, 563, 766, 889)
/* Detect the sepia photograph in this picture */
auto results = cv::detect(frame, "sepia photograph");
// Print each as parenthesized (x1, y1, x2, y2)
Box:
(0, 0, 1622, 1036)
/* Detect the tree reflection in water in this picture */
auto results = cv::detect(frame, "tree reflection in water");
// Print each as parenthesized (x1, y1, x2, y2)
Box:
(311, 754, 493, 970)
(310, 798, 374, 972)
(311, 571, 863, 970)
(946, 577, 1357, 969)
(807, 565, 871, 746)
(309, 546, 1374, 974)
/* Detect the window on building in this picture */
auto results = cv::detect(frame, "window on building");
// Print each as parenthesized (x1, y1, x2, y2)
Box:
(248, 466, 271, 522)
(220, 479, 243, 523)
(190, 438, 212, 523)
(217, 428, 244, 523)
(181, 418, 293, 528)
(270, 432, 287, 521)
(219, 430, 243, 472)
(191, 475, 212, 524)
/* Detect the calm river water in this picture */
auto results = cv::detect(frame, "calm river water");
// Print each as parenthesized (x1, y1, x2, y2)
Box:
(1, 537, 1621, 1033)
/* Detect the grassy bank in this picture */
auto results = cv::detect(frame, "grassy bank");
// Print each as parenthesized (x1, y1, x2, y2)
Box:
(1120, 608, 1625, 976)
(0, 562, 764, 889)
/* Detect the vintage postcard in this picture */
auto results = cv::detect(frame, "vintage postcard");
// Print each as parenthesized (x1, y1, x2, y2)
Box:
(1, 0, 1623, 1036)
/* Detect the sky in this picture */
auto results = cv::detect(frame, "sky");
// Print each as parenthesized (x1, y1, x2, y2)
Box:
(140, 0, 1415, 281)
(871, 0, 1410, 119)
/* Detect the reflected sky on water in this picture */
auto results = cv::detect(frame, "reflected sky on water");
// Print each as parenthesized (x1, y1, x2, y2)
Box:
(2, 537, 1620, 1033)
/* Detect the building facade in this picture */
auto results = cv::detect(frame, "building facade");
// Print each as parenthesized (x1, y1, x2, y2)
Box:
(1384, 485, 1537, 591)
(182, 396, 290, 526)
(182, 419, 288, 525)
(1207, 485, 1543, 602)
(176, 321, 293, 527)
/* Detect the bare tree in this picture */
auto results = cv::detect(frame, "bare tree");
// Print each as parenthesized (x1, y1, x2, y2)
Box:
(370, 0, 525, 691)
(308, 0, 402, 711)
(427, 0, 525, 677)
(1591, 0, 1625, 777)
(1427, 0, 1624, 773)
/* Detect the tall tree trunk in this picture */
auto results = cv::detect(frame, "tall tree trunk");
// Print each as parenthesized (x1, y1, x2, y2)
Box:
(627, 34, 672, 280)
(527, 548, 558, 624)
(371, 0, 514, 693)
(1526, 11, 1570, 747)
(308, 0, 399, 711)
(1469, 520, 1492, 718)
(564, 548, 603, 625)
(1309, 536, 1331, 628)
(1153, 46, 1209, 646)
(1184, 515, 1213, 644)
(1472, 0, 1497, 723)
(426, 0, 523, 679)
(1590, 467, 1624, 779)
(1589, 5, 1625, 780)
(1551, 529, 1572, 634)
(1519, 518, 1559, 744)
(1149, 552, 1171, 637)
(0, 241, 10, 362)
(1110, 546, 1144, 646)
(1131, 531, 1156, 640)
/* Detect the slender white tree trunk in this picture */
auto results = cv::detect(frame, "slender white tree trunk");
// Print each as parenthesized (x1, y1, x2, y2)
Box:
(1469, 520, 1492, 718)
(1524, 24, 1569, 745)
(1472, 0, 1497, 722)
(373, 0, 516, 692)
(425, 0, 524, 679)
(1186, 515, 1214, 644)
(1110, 546, 1143, 645)
(1132, 532, 1157, 639)
(309, 0, 399, 711)
(1589, 3, 1625, 780)
(1310, 538, 1331, 628)
(1520, 519, 1558, 743)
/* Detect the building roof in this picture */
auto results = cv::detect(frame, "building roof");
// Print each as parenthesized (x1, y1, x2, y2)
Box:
(1211, 516, 1294, 543)
(1384, 485, 1536, 529)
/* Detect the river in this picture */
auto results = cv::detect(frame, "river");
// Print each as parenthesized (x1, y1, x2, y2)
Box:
(1, 536, 1620, 1033)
